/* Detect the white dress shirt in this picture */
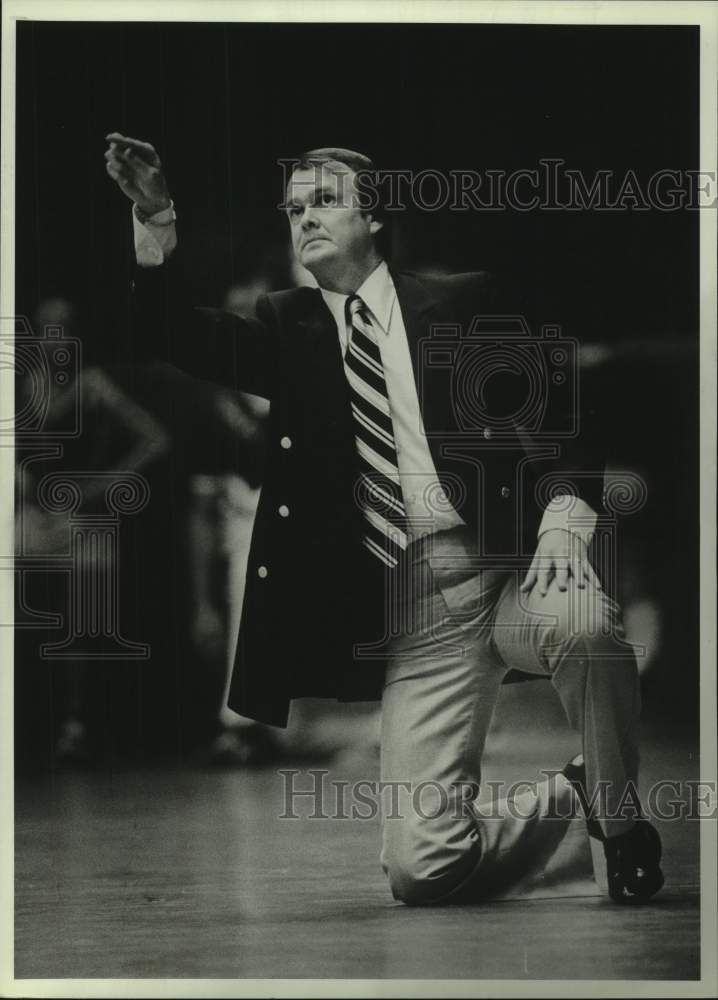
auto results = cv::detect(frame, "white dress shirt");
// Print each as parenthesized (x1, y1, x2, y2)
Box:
(133, 206, 597, 546)
(319, 262, 465, 539)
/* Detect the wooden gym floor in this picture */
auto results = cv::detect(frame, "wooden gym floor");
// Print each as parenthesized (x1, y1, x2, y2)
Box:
(14, 692, 700, 983)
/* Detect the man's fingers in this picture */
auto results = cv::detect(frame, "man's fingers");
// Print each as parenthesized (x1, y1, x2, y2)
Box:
(110, 148, 154, 175)
(105, 150, 130, 172)
(555, 562, 569, 592)
(116, 146, 154, 177)
(105, 161, 139, 197)
(106, 146, 151, 177)
(105, 161, 125, 181)
(105, 147, 153, 191)
(583, 559, 602, 590)
(521, 535, 599, 600)
(520, 555, 538, 592)
(105, 158, 132, 183)
(570, 556, 586, 589)
(537, 565, 552, 597)
(105, 133, 160, 163)
(105, 132, 155, 151)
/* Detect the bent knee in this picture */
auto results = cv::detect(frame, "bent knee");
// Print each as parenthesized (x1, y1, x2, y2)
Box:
(383, 840, 481, 906)
(386, 860, 460, 906)
(543, 587, 630, 657)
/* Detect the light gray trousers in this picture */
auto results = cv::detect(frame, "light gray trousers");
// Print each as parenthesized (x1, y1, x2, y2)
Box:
(379, 527, 641, 905)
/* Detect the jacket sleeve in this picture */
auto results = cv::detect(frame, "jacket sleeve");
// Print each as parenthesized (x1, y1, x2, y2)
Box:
(130, 251, 277, 400)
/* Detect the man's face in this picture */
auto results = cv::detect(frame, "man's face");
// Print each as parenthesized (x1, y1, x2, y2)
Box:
(285, 161, 380, 281)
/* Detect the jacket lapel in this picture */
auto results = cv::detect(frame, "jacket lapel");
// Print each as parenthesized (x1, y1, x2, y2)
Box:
(390, 269, 457, 446)
(298, 288, 355, 446)
(390, 270, 439, 386)
(297, 270, 455, 450)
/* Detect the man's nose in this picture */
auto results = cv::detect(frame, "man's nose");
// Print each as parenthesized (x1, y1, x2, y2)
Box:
(300, 205, 318, 228)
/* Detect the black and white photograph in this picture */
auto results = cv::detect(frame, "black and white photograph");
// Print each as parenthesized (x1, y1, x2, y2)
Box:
(2, 0, 716, 995)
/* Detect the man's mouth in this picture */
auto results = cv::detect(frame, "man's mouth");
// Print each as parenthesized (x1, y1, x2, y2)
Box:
(303, 237, 329, 249)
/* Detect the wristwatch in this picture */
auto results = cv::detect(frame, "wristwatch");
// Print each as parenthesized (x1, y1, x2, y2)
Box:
(134, 201, 176, 226)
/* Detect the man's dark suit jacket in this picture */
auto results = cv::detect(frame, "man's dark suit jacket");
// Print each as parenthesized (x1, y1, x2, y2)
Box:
(132, 258, 605, 727)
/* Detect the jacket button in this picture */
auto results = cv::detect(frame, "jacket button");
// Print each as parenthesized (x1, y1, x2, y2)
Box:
(258, 565, 268, 578)
(500, 486, 511, 498)
(278, 505, 289, 518)
(483, 427, 493, 440)
(280, 436, 292, 449)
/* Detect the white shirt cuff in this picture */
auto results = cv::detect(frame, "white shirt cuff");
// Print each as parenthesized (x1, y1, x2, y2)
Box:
(538, 494, 597, 548)
(133, 201, 177, 267)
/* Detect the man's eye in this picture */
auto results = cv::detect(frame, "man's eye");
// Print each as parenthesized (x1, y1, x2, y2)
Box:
(320, 193, 335, 206)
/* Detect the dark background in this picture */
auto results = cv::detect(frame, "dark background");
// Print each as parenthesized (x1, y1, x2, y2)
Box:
(14, 21, 700, 767)
(15, 22, 699, 335)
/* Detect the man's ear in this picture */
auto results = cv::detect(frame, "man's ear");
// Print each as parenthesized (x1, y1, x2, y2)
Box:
(369, 218, 384, 235)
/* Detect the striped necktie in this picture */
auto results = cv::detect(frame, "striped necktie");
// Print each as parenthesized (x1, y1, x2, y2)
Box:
(343, 294, 408, 568)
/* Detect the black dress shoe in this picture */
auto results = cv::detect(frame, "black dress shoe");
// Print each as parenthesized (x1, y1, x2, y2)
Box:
(603, 818, 664, 904)
(561, 755, 664, 904)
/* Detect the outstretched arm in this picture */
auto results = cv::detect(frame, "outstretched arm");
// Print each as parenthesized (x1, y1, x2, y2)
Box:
(105, 132, 276, 399)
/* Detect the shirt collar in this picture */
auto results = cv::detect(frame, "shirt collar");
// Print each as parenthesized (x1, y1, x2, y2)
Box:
(319, 260, 395, 341)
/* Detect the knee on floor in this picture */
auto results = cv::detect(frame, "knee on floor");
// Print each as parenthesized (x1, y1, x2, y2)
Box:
(384, 845, 480, 906)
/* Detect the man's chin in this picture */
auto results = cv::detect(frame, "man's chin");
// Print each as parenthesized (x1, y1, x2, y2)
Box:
(300, 243, 338, 278)
(301, 241, 334, 262)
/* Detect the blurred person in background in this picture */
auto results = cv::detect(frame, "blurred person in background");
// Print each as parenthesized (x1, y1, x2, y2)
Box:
(15, 297, 269, 767)
(15, 297, 173, 767)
